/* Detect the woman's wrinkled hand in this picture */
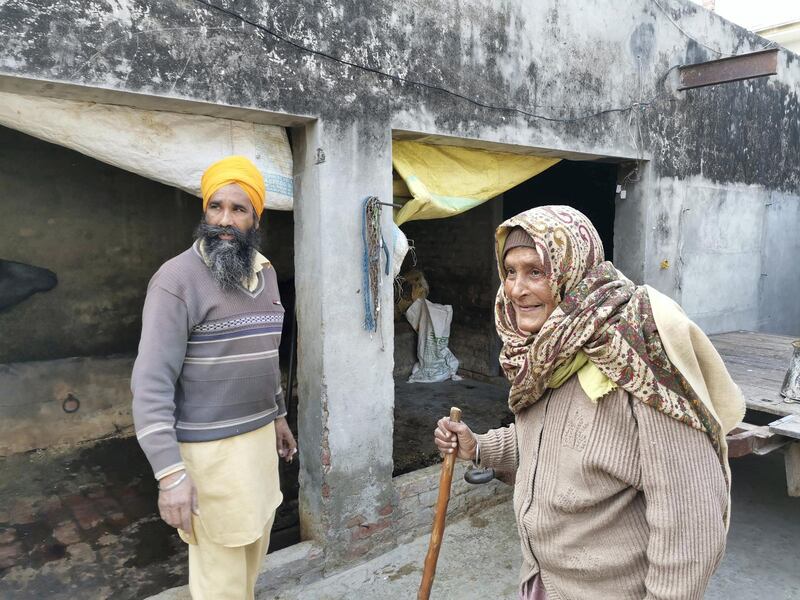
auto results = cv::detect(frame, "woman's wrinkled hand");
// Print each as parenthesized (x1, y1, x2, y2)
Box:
(434, 416, 478, 461)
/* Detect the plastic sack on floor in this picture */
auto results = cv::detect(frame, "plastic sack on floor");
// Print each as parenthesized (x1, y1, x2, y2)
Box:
(405, 298, 461, 383)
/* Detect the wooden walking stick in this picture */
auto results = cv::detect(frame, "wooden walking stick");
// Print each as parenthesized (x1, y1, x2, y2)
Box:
(418, 406, 462, 600)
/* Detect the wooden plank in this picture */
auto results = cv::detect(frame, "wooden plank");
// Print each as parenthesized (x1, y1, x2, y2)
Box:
(711, 342, 792, 365)
(712, 330, 796, 346)
(712, 343, 792, 367)
(709, 331, 800, 418)
(786, 443, 800, 497)
(726, 423, 790, 457)
(769, 415, 800, 440)
(678, 49, 778, 90)
(742, 395, 800, 419)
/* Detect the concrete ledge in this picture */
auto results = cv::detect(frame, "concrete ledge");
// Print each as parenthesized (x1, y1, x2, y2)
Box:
(145, 540, 325, 600)
(256, 540, 325, 594)
(0, 355, 135, 456)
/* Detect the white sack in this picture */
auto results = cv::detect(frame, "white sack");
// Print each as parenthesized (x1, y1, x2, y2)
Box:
(389, 222, 409, 279)
(0, 91, 293, 210)
(405, 298, 461, 383)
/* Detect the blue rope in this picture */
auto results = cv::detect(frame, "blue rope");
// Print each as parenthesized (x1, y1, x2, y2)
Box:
(362, 197, 377, 332)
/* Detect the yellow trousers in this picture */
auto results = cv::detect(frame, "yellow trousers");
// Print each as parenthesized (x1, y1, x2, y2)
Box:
(187, 512, 275, 600)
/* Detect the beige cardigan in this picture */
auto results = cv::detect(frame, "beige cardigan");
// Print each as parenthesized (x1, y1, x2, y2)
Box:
(476, 375, 728, 600)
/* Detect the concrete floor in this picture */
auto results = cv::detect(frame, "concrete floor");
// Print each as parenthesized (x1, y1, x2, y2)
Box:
(272, 451, 800, 600)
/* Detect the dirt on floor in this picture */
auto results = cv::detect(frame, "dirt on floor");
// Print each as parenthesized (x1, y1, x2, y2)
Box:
(392, 376, 512, 476)
(0, 376, 508, 599)
(0, 434, 299, 600)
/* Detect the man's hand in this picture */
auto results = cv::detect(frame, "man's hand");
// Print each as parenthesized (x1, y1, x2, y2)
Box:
(275, 417, 297, 463)
(434, 416, 478, 461)
(157, 470, 198, 535)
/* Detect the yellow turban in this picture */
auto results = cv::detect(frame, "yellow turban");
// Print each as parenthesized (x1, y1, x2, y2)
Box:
(201, 155, 266, 217)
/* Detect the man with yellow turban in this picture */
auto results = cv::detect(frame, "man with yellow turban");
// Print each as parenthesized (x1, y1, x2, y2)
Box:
(132, 156, 296, 599)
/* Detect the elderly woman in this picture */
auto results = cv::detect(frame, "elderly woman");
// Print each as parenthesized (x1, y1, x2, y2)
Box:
(434, 206, 744, 600)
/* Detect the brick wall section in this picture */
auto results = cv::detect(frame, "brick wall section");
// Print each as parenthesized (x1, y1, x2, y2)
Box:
(398, 200, 503, 377)
(392, 461, 512, 545)
(335, 461, 511, 562)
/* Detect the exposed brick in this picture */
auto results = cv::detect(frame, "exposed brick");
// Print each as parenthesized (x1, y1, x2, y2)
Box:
(66, 542, 95, 563)
(106, 512, 130, 528)
(94, 497, 126, 526)
(321, 484, 331, 499)
(97, 533, 119, 547)
(378, 503, 393, 517)
(0, 542, 24, 570)
(67, 497, 103, 530)
(41, 495, 62, 514)
(350, 518, 390, 541)
(118, 487, 155, 519)
(0, 528, 16, 544)
(41, 495, 65, 525)
(53, 521, 81, 545)
(85, 487, 106, 499)
(344, 515, 365, 529)
(345, 542, 370, 560)
(9, 498, 37, 525)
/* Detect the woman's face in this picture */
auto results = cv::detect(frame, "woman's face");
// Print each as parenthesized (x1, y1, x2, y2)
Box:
(503, 246, 557, 335)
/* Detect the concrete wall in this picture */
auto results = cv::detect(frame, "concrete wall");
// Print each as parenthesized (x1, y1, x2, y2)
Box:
(2, 0, 793, 337)
(0, 125, 199, 363)
(1, 0, 798, 575)
(616, 171, 800, 336)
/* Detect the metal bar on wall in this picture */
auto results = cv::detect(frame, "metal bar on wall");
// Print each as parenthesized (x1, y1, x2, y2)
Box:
(678, 48, 779, 91)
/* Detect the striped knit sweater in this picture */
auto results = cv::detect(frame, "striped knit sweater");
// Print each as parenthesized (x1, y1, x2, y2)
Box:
(131, 241, 286, 479)
(476, 375, 727, 600)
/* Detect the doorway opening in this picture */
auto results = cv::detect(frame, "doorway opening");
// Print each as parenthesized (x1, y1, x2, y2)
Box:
(391, 157, 619, 478)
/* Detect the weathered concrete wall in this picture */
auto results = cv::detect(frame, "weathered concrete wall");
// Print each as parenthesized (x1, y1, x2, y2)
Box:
(1, 0, 799, 577)
(0, 356, 134, 456)
(616, 170, 800, 336)
(399, 200, 502, 377)
(1, 0, 795, 338)
(0, 126, 198, 362)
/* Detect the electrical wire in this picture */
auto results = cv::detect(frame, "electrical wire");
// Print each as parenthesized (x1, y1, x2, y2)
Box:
(652, 0, 778, 57)
(193, 0, 668, 124)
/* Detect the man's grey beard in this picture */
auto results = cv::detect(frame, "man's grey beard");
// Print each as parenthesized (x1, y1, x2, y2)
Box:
(195, 221, 262, 291)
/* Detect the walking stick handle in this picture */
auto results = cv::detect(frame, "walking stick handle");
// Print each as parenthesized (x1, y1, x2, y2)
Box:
(418, 407, 462, 600)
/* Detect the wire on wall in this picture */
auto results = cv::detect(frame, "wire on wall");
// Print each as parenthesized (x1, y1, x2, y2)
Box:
(193, 0, 669, 124)
(651, 0, 778, 58)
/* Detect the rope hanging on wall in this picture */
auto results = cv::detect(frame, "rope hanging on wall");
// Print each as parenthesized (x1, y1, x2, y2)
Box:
(362, 196, 387, 333)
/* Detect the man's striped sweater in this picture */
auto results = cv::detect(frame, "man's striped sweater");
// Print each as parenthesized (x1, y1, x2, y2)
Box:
(131, 241, 286, 479)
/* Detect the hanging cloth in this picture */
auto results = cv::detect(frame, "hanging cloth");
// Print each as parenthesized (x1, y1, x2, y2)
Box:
(392, 140, 560, 225)
(0, 91, 294, 210)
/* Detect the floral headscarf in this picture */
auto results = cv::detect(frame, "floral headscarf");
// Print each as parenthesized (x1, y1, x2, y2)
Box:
(495, 206, 720, 454)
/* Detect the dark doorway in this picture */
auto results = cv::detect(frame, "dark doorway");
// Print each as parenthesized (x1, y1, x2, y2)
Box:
(503, 160, 618, 261)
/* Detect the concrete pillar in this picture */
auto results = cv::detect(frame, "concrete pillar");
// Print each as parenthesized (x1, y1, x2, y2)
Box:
(292, 119, 396, 566)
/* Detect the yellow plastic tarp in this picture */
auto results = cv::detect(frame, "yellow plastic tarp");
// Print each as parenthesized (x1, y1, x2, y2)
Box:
(392, 141, 560, 225)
